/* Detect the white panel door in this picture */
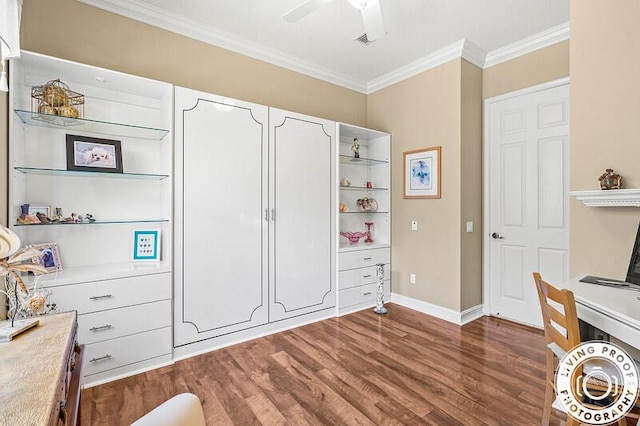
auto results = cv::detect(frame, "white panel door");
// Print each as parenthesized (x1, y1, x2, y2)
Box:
(268, 108, 336, 321)
(487, 83, 569, 327)
(174, 87, 269, 346)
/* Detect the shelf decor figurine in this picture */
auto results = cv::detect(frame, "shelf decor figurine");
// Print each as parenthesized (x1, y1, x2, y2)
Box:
(598, 168, 622, 190)
(364, 222, 374, 244)
(351, 138, 360, 159)
(373, 263, 388, 315)
(31, 78, 84, 119)
(340, 231, 366, 245)
(0, 225, 49, 341)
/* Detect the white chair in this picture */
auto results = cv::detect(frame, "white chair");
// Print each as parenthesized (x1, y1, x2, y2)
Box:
(131, 393, 206, 426)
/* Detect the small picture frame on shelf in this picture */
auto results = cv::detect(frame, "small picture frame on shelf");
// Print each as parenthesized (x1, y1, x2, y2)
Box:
(133, 230, 160, 261)
(28, 242, 62, 273)
(66, 134, 123, 173)
(28, 205, 50, 217)
(403, 146, 441, 199)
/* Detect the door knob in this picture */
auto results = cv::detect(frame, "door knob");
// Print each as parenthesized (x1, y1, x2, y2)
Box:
(491, 232, 504, 240)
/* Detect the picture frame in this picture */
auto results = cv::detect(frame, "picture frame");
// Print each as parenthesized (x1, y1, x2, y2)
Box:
(66, 134, 123, 173)
(403, 146, 441, 199)
(28, 242, 62, 273)
(133, 230, 160, 261)
(28, 205, 50, 217)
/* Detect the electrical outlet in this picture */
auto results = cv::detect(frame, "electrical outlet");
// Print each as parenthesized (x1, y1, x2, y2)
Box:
(411, 220, 418, 231)
(410, 273, 416, 284)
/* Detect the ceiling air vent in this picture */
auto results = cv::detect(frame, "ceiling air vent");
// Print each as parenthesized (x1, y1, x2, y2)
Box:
(354, 33, 374, 45)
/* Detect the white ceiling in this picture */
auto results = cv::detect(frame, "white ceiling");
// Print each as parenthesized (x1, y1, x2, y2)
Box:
(78, 0, 569, 93)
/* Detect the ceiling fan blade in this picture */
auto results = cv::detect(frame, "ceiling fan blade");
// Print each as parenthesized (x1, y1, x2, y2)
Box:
(361, 0, 385, 41)
(283, 0, 334, 22)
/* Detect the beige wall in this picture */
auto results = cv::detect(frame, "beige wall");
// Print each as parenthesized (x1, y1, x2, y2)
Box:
(483, 41, 570, 100)
(368, 60, 464, 311)
(570, 1, 640, 278)
(460, 60, 483, 311)
(19, 0, 367, 125)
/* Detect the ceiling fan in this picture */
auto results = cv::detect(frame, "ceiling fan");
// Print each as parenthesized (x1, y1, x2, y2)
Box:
(283, 0, 386, 41)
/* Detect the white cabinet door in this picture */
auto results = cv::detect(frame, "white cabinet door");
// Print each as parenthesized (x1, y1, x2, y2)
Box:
(268, 108, 336, 321)
(174, 87, 269, 346)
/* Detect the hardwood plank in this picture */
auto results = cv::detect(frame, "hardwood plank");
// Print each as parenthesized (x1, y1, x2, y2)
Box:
(81, 304, 569, 425)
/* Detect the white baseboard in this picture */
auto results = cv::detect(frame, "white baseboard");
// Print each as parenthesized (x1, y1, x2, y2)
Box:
(390, 293, 484, 326)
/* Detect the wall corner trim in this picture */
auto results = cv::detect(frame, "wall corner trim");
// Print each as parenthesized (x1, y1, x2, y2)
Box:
(390, 293, 484, 326)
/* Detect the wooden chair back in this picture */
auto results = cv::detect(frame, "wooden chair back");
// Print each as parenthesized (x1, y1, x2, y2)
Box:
(532, 272, 581, 354)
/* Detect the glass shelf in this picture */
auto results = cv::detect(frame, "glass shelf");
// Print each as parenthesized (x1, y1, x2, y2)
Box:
(14, 109, 169, 141)
(14, 167, 169, 180)
(339, 185, 388, 191)
(15, 219, 169, 227)
(339, 155, 388, 166)
(340, 211, 389, 214)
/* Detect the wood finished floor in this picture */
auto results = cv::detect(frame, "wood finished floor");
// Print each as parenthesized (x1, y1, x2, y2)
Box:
(81, 304, 569, 425)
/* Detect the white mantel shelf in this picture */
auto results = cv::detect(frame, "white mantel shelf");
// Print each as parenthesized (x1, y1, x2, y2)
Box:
(569, 189, 640, 207)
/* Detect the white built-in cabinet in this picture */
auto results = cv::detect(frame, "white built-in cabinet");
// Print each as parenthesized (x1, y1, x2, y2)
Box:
(337, 124, 391, 315)
(9, 52, 173, 386)
(8, 52, 392, 381)
(173, 87, 336, 349)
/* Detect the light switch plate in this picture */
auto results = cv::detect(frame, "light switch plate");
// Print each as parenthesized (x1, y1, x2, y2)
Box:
(466, 221, 473, 233)
(410, 273, 416, 284)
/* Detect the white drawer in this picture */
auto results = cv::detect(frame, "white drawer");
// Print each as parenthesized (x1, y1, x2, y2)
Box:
(339, 248, 390, 271)
(84, 327, 171, 377)
(338, 264, 391, 290)
(78, 299, 171, 345)
(48, 273, 171, 314)
(338, 281, 391, 309)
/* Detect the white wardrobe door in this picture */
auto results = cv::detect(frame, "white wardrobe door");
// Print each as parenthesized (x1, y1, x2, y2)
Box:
(174, 87, 269, 346)
(269, 108, 336, 321)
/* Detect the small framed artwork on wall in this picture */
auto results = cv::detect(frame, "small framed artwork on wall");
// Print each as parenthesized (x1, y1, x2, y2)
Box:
(66, 134, 123, 173)
(29, 242, 62, 273)
(403, 146, 441, 199)
(133, 230, 160, 261)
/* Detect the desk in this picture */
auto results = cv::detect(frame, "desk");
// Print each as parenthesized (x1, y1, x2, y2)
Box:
(0, 312, 82, 425)
(562, 276, 640, 351)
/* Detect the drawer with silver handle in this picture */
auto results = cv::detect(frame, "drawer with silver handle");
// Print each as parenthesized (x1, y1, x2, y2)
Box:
(339, 248, 390, 271)
(77, 299, 171, 345)
(47, 273, 171, 314)
(338, 281, 391, 309)
(338, 264, 391, 290)
(83, 327, 171, 377)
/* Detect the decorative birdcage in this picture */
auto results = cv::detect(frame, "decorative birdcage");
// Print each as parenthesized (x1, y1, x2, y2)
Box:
(31, 78, 84, 119)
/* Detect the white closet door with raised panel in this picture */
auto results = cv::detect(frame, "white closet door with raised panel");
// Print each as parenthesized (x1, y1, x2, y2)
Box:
(174, 87, 269, 346)
(268, 108, 336, 321)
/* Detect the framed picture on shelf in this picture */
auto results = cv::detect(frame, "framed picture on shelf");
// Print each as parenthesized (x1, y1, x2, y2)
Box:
(133, 230, 160, 261)
(403, 146, 441, 199)
(28, 205, 50, 217)
(66, 134, 123, 173)
(28, 242, 62, 273)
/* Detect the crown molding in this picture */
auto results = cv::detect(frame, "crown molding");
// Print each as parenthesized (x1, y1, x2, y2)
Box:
(77, 0, 568, 94)
(484, 22, 570, 68)
(366, 39, 467, 93)
(77, 0, 369, 93)
(461, 39, 487, 69)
